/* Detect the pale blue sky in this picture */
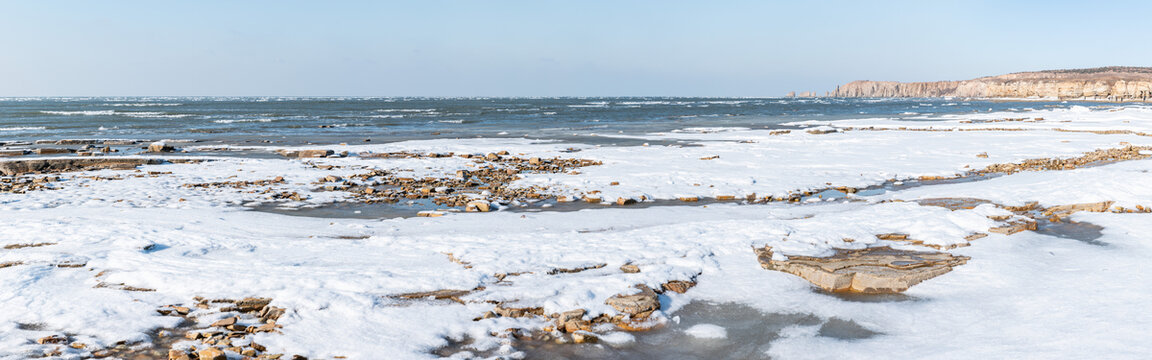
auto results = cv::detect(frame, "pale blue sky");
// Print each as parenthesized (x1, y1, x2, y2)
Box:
(1, 1, 1148, 96)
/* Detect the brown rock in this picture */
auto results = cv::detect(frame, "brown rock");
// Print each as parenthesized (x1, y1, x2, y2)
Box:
(605, 284, 660, 316)
(0, 158, 160, 176)
(755, 246, 969, 294)
(619, 264, 640, 273)
(616, 197, 637, 205)
(148, 142, 175, 152)
(198, 347, 227, 360)
(236, 297, 273, 313)
(36, 335, 67, 344)
(989, 220, 1037, 235)
(34, 148, 73, 155)
(465, 201, 490, 212)
(168, 349, 191, 360)
(661, 280, 695, 294)
(211, 316, 238, 327)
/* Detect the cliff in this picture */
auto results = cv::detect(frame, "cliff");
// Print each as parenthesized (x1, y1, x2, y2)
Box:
(827, 66, 1152, 101)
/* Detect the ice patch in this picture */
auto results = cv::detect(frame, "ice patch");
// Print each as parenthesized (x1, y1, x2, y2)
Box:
(683, 324, 727, 339)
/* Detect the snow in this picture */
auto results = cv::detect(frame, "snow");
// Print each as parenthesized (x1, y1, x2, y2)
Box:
(4, 104, 1152, 358)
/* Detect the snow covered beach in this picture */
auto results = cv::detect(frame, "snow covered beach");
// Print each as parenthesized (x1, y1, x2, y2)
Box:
(3, 102, 1152, 359)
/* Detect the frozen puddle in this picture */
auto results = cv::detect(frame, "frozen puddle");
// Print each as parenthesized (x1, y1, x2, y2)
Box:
(435, 302, 879, 360)
(1031, 214, 1107, 245)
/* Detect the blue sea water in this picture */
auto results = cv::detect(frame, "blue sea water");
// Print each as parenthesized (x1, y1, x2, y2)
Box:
(0, 97, 1104, 146)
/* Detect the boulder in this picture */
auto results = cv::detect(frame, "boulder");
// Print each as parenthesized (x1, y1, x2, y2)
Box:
(605, 284, 660, 316)
(465, 201, 491, 212)
(755, 246, 969, 294)
(148, 142, 176, 153)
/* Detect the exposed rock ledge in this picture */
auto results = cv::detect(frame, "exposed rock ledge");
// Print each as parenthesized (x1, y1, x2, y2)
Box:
(827, 66, 1152, 101)
(0, 158, 164, 176)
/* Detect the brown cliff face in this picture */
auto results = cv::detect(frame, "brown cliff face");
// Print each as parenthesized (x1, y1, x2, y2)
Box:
(828, 66, 1152, 101)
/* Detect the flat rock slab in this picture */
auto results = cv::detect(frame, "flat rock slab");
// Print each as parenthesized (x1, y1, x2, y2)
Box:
(0, 158, 163, 176)
(755, 246, 969, 294)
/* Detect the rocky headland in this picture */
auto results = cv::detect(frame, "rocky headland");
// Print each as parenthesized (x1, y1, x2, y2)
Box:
(826, 66, 1152, 101)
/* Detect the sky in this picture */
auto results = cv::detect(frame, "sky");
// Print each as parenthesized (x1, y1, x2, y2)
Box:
(1, 0, 1150, 97)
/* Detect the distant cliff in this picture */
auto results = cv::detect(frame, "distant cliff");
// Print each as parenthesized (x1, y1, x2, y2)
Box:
(826, 66, 1152, 101)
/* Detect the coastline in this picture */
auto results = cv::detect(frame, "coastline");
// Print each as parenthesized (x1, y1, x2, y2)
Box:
(3, 102, 1152, 359)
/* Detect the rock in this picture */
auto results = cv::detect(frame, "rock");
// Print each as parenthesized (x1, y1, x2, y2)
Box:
(605, 284, 660, 316)
(251, 323, 277, 333)
(168, 349, 191, 360)
(148, 142, 175, 152)
(1043, 201, 1114, 217)
(275, 149, 333, 158)
(755, 246, 969, 294)
(0, 150, 27, 157)
(661, 280, 695, 294)
(34, 148, 72, 155)
(988, 220, 1037, 235)
(36, 335, 67, 344)
(485, 153, 500, 161)
(619, 264, 640, 273)
(493, 305, 544, 318)
(211, 316, 238, 327)
(323, 175, 342, 183)
(465, 201, 491, 212)
(583, 196, 602, 204)
(236, 297, 273, 312)
(571, 331, 596, 343)
(0, 158, 160, 176)
(417, 211, 445, 217)
(616, 197, 637, 205)
(716, 195, 736, 201)
(678, 196, 699, 202)
(391, 289, 474, 300)
(528, 157, 542, 165)
(197, 347, 227, 360)
(558, 309, 590, 333)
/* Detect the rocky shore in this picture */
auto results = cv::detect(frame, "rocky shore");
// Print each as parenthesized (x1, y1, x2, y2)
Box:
(4, 103, 1152, 359)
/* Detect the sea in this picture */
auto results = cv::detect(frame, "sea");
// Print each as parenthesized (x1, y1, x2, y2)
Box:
(0, 97, 1109, 147)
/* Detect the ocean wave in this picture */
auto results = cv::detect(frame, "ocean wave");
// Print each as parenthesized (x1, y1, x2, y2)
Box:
(120, 112, 195, 118)
(213, 119, 273, 124)
(109, 103, 183, 107)
(0, 126, 46, 131)
(368, 115, 404, 119)
(375, 108, 437, 113)
(437, 119, 465, 124)
(40, 110, 115, 116)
